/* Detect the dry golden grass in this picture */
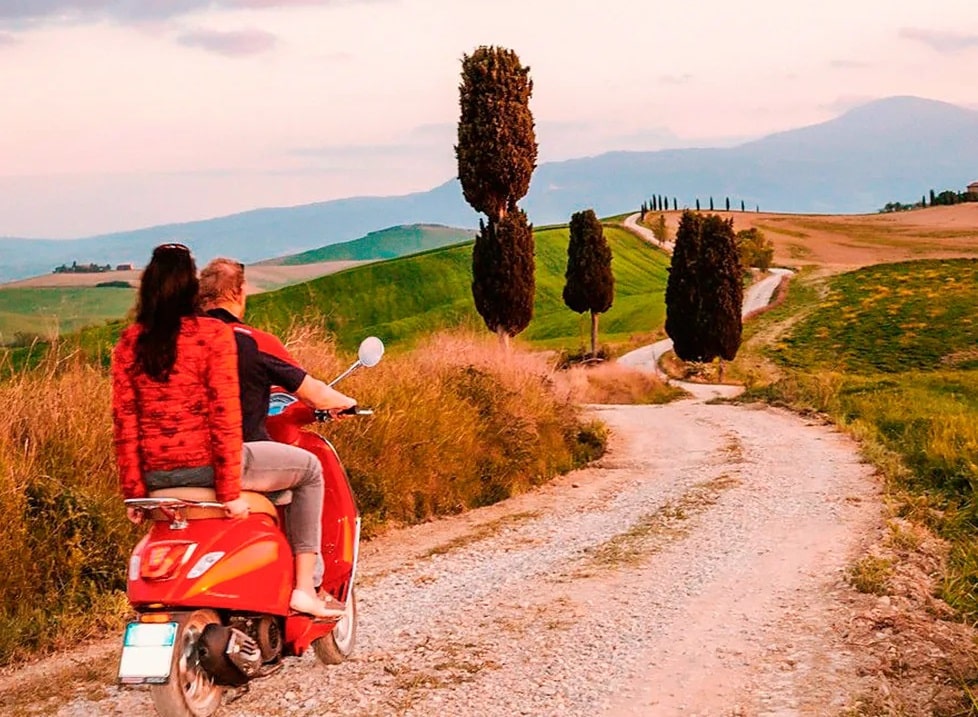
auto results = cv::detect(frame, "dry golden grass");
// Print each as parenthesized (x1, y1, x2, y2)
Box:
(556, 361, 682, 404)
(0, 328, 606, 665)
(653, 204, 978, 273)
(294, 330, 605, 531)
(0, 348, 136, 664)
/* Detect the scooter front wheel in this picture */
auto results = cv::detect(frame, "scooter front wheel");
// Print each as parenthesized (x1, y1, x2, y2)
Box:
(150, 609, 226, 717)
(312, 588, 357, 665)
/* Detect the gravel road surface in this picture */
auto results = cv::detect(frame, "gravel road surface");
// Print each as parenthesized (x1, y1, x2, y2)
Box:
(52, 395, 879, 717)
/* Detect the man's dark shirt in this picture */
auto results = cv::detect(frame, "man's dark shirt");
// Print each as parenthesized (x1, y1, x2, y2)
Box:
(206, 308, 307, 442)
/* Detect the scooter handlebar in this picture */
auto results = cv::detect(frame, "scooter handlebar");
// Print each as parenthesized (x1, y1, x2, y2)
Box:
(314, 406, 373, 422)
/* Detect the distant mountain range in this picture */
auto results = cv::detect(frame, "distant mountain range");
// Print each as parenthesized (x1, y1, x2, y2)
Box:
(1, 95, 976, 283)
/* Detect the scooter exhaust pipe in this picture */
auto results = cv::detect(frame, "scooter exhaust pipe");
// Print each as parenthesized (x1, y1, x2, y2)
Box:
(198, 625, 261, 686)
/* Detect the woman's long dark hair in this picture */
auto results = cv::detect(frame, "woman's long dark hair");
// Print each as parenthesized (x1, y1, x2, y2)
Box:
(134, 244, 198, 381)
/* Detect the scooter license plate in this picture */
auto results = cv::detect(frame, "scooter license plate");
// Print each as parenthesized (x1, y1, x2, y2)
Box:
(118, 622, 178, 685)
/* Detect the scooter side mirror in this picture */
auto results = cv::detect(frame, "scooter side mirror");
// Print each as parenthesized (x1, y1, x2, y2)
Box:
(357, 336, 384, 368)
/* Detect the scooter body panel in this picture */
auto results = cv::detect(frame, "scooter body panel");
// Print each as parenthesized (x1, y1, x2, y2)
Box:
(128, 514, 293, 615)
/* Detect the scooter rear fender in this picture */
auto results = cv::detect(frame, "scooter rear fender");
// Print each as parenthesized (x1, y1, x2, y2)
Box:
(128, 513, 293, 615)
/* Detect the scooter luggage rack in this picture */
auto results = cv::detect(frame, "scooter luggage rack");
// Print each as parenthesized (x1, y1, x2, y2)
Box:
(125, 497, 225, 530)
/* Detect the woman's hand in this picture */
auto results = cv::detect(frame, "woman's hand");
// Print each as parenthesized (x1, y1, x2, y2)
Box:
(224, 497, 250, 519)
(126, 507, 144, 525)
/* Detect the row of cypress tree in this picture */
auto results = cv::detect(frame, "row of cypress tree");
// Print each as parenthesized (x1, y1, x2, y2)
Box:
(642, 197, 756, 214)
(456, 45, 744, 365)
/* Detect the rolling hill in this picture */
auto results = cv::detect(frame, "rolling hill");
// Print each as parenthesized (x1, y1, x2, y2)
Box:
(264, 224, 476, 265)
(3, 96, 976, 283)
(2, 222, 669, 354)
(230, 225, 669, 352)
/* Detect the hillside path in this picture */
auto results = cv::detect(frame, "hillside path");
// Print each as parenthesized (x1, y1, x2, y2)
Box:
(622, 212, 673, 252)
(47, 395, 881, 716)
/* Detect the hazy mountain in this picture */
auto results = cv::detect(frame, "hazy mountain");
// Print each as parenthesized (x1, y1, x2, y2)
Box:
(2, 96, 976, 283)
(527, 96, 978, 218)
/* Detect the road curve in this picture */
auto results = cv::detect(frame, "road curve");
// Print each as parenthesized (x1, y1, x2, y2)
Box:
(622, 212, 672, 252)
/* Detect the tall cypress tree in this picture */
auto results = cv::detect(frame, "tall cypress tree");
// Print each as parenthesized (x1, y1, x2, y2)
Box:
(665, 211, 743, 367)
(472, 210, 536, 338)
(699, 215, 743, 364)
(457, 46, 538, 344)
(665, 211, 702, 361)
(563, 209, 614, 356)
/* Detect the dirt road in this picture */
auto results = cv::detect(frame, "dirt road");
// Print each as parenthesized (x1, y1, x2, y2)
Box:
(46, 393, 882, 717)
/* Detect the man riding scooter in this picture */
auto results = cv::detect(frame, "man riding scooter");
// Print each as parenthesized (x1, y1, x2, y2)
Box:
(198, 258, 356, 618)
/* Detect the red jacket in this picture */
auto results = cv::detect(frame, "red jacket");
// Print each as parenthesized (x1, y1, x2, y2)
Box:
(111, 317, 243, 502)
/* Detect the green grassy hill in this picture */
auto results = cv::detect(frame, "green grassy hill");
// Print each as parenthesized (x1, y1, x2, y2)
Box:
(2, 223, 667, 363)
(266, 224, 476, 265)
(247, 225, 669, 352)
(0, 287, 135, 345)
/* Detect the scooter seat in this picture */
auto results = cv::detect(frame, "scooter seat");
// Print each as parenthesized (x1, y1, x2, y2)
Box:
(147, 487, 289, 521)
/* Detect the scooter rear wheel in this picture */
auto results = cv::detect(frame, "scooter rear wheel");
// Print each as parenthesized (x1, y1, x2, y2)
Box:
(312, 588, 357, 665)
(150, 609, 226, 717)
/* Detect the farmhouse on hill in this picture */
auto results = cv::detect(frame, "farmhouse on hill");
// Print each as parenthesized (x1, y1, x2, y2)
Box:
(968, 180, 978, 197)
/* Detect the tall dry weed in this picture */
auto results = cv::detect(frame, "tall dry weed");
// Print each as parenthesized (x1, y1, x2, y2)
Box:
(303, 331, 605, 532)
(0, 346, 135, 663)
(0, 328, 605, 663)
(557, 362, 681, 405)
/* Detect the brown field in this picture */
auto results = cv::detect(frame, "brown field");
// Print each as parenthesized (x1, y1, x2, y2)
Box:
(655, 203, 978, 272)
(1, 260, 369, 294)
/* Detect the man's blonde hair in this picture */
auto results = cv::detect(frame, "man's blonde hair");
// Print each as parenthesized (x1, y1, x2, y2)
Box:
(199, 258, 245, 309)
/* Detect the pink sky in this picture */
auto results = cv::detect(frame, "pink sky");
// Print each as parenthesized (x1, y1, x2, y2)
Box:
(0, 0, 975, 237)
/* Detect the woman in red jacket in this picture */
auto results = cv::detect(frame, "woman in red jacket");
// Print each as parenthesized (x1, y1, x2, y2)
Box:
(111, 243, 248, 519)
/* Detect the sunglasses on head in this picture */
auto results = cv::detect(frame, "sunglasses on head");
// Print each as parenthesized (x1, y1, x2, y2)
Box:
(154, 243, 190, 254)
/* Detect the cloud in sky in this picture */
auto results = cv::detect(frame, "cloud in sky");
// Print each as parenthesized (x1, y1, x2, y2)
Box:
(659, 73, 693, 85)
(829, 59, 871, 69)
(819, 94, 878, 114)
(178, 28, 276, 56)
(0, 0, 348, 26)
(900, 27, 978, 53)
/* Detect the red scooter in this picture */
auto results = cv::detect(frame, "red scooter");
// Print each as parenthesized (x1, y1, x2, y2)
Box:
(117, 337, 383, 717)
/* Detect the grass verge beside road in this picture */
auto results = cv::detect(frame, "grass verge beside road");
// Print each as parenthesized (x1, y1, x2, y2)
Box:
(734, 259, 978, 620)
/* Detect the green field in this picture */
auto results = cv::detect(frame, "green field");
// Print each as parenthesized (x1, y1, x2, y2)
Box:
(0, 287, 134, 345)
(772, 260, 978, 373)
(247, 225, 669, 352)
(270, 224, 476, 264)
(744, 258, 978, 617)
(0, 223, 667, 364)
